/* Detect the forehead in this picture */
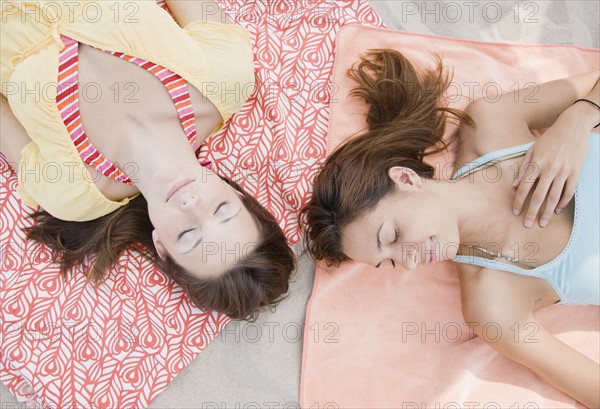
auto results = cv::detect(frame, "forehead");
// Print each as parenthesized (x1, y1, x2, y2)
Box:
(341, 210, 382, 263)
(340, 190, 408, 258)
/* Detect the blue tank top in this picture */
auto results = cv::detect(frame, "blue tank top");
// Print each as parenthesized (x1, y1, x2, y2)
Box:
(451, 133, 599, 306)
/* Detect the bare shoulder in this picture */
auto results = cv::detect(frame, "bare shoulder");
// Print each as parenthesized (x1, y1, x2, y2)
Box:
(458, 265, 533, 299)
(455, 100, 535, 167)
(165, 0, 232, 28)
(457, 265, 536, 321)
(457, 263, 561, 322)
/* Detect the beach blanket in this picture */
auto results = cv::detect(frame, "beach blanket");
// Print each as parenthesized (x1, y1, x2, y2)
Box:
(0, 1, 384, 407)
(300, 24, 599, 409)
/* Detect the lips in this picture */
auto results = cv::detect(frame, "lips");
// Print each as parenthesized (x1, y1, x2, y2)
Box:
(426, 237, 436, 264)
(166, 178, 195, 203)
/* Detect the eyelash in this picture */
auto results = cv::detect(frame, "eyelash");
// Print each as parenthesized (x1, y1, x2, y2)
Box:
(178, 201, 230, 240)
(390, 229, 399, 267)
(213, 201, 227, 215)
(391, 228, 399, 245)
(178, 228, 193, 240)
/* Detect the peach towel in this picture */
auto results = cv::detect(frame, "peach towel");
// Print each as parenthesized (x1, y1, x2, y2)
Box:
(301, 25, 599, 409)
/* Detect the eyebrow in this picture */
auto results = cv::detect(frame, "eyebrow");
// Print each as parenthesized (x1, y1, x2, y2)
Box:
(376, 223, 383, 252)
(214, 201, 226, 214)
(375, 223, 384, 268)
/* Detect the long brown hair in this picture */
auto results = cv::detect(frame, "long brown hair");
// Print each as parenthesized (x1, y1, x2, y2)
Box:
(25, 177, 294, 321)
(301, 49, 472, 265)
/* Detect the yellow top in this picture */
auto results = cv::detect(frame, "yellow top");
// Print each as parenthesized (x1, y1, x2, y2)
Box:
(1, 0, 255, 221)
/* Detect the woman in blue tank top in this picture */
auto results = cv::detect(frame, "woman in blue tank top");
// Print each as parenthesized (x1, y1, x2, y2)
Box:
(302, 50, 599, 407)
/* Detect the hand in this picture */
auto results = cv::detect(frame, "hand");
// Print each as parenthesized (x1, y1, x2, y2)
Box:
(512, 108, 590, 228)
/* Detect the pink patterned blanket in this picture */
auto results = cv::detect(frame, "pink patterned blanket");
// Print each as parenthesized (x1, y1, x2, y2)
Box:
(0, 1, 384, 407)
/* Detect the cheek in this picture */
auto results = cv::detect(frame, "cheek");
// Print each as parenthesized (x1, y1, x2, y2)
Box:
(419, 198, 442, 222)
(147, 204, 176, 234)
(340, 231, 361, 260)
(398, 205, 436, 238)
(147, 204, 163, 228)
(146, 204, 158, 227)
(431, 203, 448, 230)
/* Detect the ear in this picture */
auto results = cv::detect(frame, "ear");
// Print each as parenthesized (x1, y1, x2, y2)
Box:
(152, 230, 168, 260)
(388, 166, 423, 191)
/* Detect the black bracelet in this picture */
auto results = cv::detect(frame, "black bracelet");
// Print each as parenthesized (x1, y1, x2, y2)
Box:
(573, 98, 600, 128)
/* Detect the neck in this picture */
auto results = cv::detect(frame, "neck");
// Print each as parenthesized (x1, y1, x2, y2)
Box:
(120, 121, 206, 203)
(424, 175, 503, 248)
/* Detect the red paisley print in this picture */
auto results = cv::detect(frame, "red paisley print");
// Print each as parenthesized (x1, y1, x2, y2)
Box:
(0, 0, 384, 407)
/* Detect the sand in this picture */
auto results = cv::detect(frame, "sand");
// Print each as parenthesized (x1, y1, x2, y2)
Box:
(1, 1, 598, 407)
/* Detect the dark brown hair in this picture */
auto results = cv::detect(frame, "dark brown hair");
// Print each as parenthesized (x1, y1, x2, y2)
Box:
(25, 177, 294, 321)
(301, 49, 472, 265)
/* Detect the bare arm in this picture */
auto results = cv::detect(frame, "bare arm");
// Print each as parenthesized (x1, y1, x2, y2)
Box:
(466, 70, 599, 134)
(518, 70, 598, 130)
(462, 269, 600, 408)
(508, 321, 599, 408)
(474, 315, 600, 408)
(165, 0, 232, 27)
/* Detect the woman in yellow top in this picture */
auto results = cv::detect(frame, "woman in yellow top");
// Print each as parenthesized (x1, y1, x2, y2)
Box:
(1, 0, 294, 320)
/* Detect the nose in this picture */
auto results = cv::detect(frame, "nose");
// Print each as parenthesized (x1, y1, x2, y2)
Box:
(180, 192, 198, 209)
(399, 252, 418, 271)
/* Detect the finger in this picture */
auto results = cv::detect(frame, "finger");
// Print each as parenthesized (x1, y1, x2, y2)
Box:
(513, 161, 540, 216)
(555, 174, 578, 214)
(514, 147, 535, 187)
(539, 175, 567, 227)
(523, 174, 553, 228)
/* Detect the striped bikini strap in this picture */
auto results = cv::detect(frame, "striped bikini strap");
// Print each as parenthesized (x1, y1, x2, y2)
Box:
(57, 35, 132, 184)
(57, 34, 199, 185)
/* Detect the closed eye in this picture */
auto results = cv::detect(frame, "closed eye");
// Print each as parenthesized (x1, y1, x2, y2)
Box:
(375, 227, 400, 268)
(178, 228, 194, 240)
(214, 201, 228, 215)
(391, 228, 399, 245)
